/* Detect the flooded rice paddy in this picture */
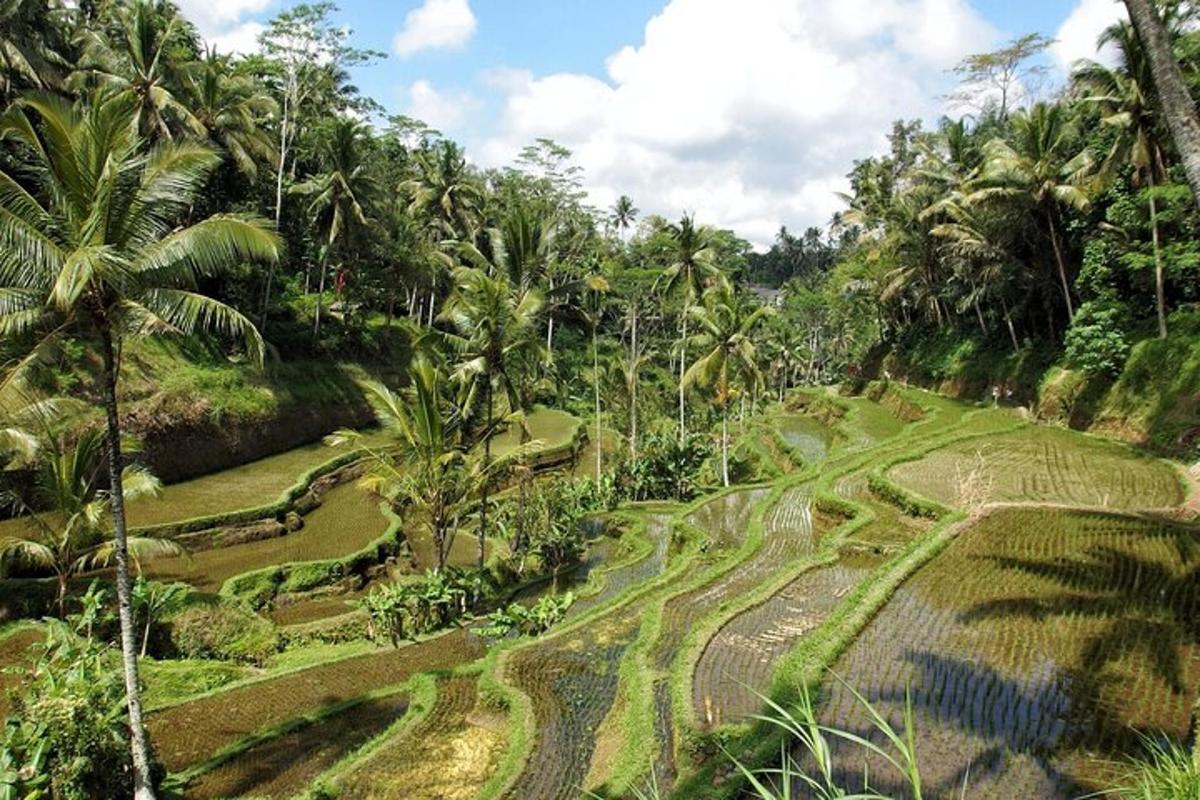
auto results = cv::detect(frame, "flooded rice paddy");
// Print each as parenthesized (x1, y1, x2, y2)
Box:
(819, 507, 1200, 798)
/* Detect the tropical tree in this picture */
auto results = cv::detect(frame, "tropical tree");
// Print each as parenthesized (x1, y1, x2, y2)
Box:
(184, 48, 278, 181)
(656, 214, 722, 441)
(72, 0, 202, 141)
(972, 102, 1095, 321)
(0, 93, 279, 799)
(291, 116, 376, 340)
(684, 284, 770, 486)
(0, 0, 71, 102)
(1122, 0, 1200, 201)
(0, 430, 176, 619)
(404, 139, 483, 242)
(440, 265, 545, 574)
(610, 194, 638, 239)
(330, 361, 499, 572)
(578, 272, 610, 487)
(1077, 20, 1174, 337)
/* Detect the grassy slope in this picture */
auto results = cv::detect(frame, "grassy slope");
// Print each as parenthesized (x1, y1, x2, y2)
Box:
(871, 310, 1200, 457)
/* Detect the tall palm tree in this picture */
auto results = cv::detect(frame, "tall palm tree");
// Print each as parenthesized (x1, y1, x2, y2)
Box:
(655, 214, 722, 442)
(184, 48, 278, 181)
(402, 140, 483, 321)
(1122, 0, 1200, 201)
(609, 194, 638, 239)
(1077, 20, 1173, 337)
(72, 0, 202, 142)
(0, 93, 279, 800)
(684, 284, 770, 487)
(0, 0, 71, 102)
(972, 102, 1094, 322)
(440, 265, 545, 576)
(579, 272, 610, 487)
(291, 116, 376, 340)
(0, 429, 178, 619)
(330, 361, 503, 571)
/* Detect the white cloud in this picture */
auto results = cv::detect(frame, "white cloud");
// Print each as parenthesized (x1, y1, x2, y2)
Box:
(393, 0, 477, 57)
(176, 0, 276, 54)
(405, 80, 477, 130)
(474, 0, 997, 248)
(1052, 0, 1126, 73)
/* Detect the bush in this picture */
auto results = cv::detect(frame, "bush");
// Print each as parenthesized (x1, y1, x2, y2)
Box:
(613, 431, 712, 502)
(1064, 301, 1130, 376)
(1, 621, 163, 799)
(167, 603, 280, 665)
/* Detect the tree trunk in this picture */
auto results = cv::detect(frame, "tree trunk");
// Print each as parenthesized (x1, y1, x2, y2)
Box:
(1149, 185, 1168, 338)
(678, 310, 688, 442)
(263, 85, 291, 334)
(313, 248, 329, 341)
(1124, 0, 1200, 201)
(629, 304, 638, 460)
(973, 296, 987, 334)
(721, 405, 730, 487)
(100, 331, 158, 800)
(427, 289, 435, 327)
(479, 380, 492, 588)
(141, 616, 152, 659)
(593, 326, 602, 487)
(1045, 208, 1075, 323)
(1001, 296, 1020, 353)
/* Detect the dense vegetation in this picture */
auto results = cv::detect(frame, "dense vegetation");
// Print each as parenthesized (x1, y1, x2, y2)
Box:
(2, 1, 1200, 799)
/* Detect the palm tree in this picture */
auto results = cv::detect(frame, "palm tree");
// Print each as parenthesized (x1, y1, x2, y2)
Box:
(655, 214, 722, 442)
(972, 102, 1094, 322)
(0, 0, 71, 102)
(440, 265, 545, 576)
(185, 48, 278, 181)
(1077, 20, 1174, 338)
(0, 93, 279, 800)
(330, 361, 501, 571)
(684, 284, 770, 487)
(610, 194, 638, 239)
(0, 430, 177, 619)
(579, 272, 610, 487)
(1122, 0, 1200, 201)
(72, 0, 202, 142)
(402, 140, 483, 321)
(291, 116, 376, 340)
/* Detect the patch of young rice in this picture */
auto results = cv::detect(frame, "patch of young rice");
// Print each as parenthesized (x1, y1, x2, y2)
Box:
(818, 507, 1200, 798)
(183, 692, 410, 799)
(337, 675, 503, 800)
(147, 628, 486, 773)
(889, 426, 1183, 510)
(570, 514, 672, 618)
(775, 415, 833, 464)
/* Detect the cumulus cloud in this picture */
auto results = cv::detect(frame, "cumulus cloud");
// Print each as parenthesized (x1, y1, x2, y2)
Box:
(405, 80, 478, 130)
(475, 0, 997, 248)
(393, 0, 477, 57)
(1051, 0, 1126, 73)
(176, 0, 274, 54)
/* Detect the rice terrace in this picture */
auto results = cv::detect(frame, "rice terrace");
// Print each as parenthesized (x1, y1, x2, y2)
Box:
(5, 1, 1200, 799)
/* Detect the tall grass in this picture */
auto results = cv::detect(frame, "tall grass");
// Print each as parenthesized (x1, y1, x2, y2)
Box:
(1109, 738, 1200, 800)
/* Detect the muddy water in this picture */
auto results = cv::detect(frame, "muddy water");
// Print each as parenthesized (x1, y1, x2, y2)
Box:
(147, 480, 391, 593)
(775, 415, 833, 464)
(817, 508, 1200, 799)
(0, 626, 43, 720)
(184, 692, 410, 800)
(147, 628, 486, 773)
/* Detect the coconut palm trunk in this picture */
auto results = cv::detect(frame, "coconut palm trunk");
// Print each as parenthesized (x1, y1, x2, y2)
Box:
(1124, 0, 1200, 201)
(1148, 176, 1168, 338)
(593, 322, 602, 487)
(100, 330, 157, 800)
(720, 402, 730, 487)
(678, 310, 688, 442)
(1045, 208, 1075, 322)
(313, 247, 329, 340)
(629, 305, 638, 460)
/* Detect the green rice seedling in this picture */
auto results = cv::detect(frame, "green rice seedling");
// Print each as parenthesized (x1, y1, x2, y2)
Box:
(1109, 737, 1200, 800)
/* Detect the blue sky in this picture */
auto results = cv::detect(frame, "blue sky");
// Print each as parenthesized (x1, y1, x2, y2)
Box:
(180, 0, 1126, 246)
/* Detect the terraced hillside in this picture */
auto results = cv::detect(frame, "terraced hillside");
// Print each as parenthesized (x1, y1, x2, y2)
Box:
(8, 388, 1194, 800)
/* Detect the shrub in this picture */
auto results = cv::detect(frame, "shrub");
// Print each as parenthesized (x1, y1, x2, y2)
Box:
(482, 592, 575, 640)
(1064, 301, 1130, 376)
(166, 603, 280, 665)
(1, 620, 163, 800)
